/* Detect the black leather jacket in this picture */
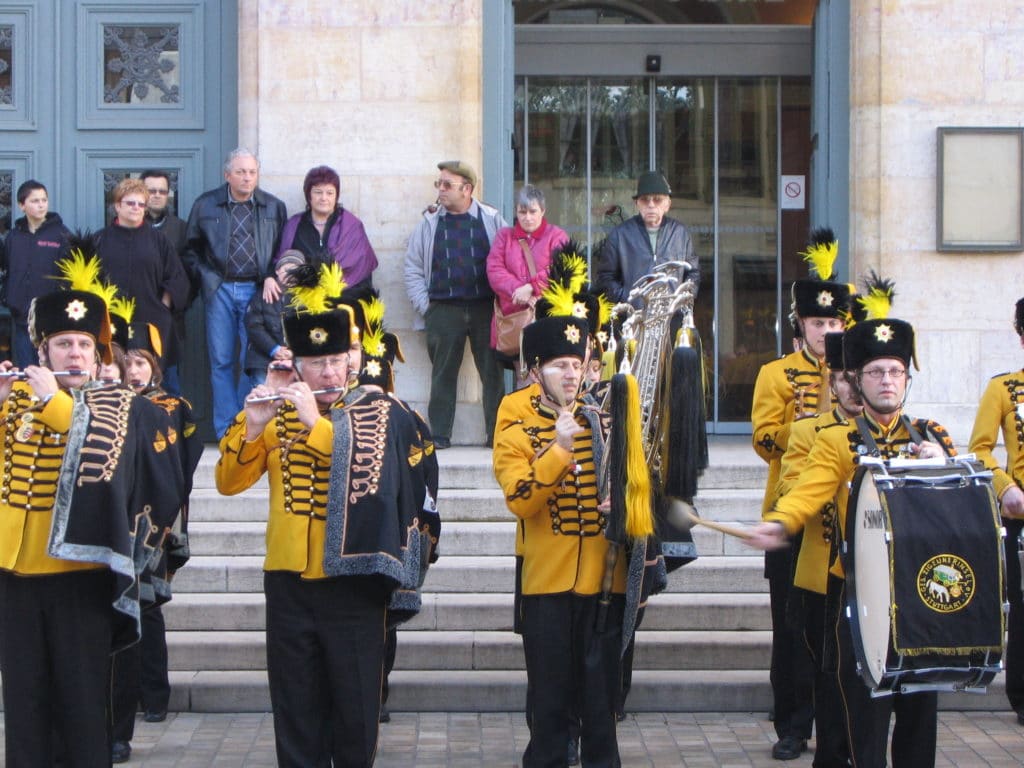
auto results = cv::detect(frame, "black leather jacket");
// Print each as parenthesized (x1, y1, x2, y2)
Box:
(595, 214, 700, 304)
(183, 184, 287, 301)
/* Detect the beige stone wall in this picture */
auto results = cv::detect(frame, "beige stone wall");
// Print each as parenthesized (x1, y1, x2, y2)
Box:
(850, 0, 1024, 441)
(238, 0, 491, 443)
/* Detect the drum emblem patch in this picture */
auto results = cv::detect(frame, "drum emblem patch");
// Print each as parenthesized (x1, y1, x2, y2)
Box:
(916, 555, 975, 613)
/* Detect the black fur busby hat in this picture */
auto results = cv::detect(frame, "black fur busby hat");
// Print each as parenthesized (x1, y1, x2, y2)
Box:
(282, 262, 354, 358)
(126, 322, 163, 359)
(791, 228, 851, 320)
(843, 318, 915, 372)
(1015, 297, 1024, 336)
(30, 247, 114, 364)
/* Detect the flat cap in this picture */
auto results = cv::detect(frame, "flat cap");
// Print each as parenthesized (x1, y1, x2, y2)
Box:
(437, 160, 477, 188)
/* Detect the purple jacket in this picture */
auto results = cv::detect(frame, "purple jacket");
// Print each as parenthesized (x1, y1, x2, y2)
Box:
(276, 208, 378, 288)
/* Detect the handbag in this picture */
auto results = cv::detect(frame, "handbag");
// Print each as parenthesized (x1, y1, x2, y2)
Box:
(493, 239, 538, 357)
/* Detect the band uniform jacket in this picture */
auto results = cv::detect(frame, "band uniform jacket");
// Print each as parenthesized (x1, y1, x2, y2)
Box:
(215, 386, 431, 622)
(0, 382, 184, 650)
(765, 411, 955, 580)
(752, 348, 831, 518)
(776, 409, 847, 595)
(969, 370, 1024, 500)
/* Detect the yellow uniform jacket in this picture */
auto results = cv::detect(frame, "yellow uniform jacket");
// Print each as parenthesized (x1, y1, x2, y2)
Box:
(492, 384, 626, 596)
(776, 409, 847, 594)
(766, 411, 955, 580)
(751, 349, 830, 516)
(969, 370, 1024, 500)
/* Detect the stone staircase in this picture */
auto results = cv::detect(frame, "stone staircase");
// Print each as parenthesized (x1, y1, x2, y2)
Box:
(162, 437, 1007, 713)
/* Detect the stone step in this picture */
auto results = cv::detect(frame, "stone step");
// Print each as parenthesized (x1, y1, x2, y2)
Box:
(190, 439, 768, 494)
(170, 555, 768, 595)
(185, 518, 762, 558)
(162, 668, 1007, 714)
(187, 487, 768, 525)
(165, 629, 773, 672)
(161, 592, 773, 633)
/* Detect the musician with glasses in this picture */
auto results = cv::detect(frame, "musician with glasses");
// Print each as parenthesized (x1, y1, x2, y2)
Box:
(750, 230, 850, 762)
(968, 296, 1024, 726)
(748, 313, 954, 768)
(403, 160, 508, 448)
(217, 265, 429, 767)
(594, 171, 700, 305)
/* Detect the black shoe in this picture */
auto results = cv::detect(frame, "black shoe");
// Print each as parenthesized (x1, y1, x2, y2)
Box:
(434, 437, 451, 450)
(1017, 710, 1024, 726)
(379, 706, 391, 723)
(567, 738, 579, 766)
(615, 709, 627, 722)
(143, 709, 167, 723)
(771, 736, 807, 761)
(111, 741, 132, 764)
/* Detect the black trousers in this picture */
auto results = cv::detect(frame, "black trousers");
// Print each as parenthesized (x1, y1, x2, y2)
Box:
(793, 586, 848, 768)
(265, 571, 389, 768)
(834, 580, 937, 768)
(0, 570, 114, 768)
(1004, 517, 1024, 715)
(766, 547, 815, 741)
(110, 604, 171, 742)
(520, 592, 623, 768)
(381, 626, 398, 709)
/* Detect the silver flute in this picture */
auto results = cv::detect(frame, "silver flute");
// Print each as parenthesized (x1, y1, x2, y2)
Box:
(246, 386, 347, 404)
(0, 370, 89, 380)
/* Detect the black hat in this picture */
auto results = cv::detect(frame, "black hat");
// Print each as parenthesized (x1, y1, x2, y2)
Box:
(824, 332, 846, 370)
(843, 318, 916, 371)
(522, 316, 590, 367)
(1015, 298, 1024, 336)
(126, 322, 163, 359)
(791, 227, 851, 320)
(30, 289, 112, 361)
(633, 171, 672, 199)
(282, 262, 355, 358)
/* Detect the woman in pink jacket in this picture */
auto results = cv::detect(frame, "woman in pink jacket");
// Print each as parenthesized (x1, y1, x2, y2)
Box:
(486, 185, 569, 355)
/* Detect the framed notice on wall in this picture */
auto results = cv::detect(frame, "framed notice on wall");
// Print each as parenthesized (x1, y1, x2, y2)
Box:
(937, 127, 1024, 252)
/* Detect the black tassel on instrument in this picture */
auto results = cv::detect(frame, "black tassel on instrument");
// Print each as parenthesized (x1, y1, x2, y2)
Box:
(664, 327, 708, 502)
(605, 372, 628, 546)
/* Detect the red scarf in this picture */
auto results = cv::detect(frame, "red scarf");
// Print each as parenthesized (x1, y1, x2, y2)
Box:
(513, 218, 548, 241)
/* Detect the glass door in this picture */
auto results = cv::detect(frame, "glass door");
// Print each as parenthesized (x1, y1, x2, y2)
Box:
(514, 75, 810, 430)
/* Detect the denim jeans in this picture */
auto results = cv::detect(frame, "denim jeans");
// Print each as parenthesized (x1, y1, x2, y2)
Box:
(207, 281, 256, 437)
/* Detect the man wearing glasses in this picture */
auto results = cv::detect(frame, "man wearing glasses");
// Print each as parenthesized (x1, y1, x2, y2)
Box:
(747, 314, 954, 767)
(403, 160, 507, 448)
(595, 171, 700, 304)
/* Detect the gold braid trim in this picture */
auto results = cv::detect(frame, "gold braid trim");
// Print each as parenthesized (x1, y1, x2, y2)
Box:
(77, 388, 133, 485)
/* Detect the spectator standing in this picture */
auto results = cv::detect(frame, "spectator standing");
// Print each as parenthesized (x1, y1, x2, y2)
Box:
(141, 169, 190, 395)
(595, 171, 700, 304)
(0, 180, 70, 367)
(245, 250, 306, 385)
(183, 148, 287, 437)
(403, 160, 507, 448)
(95, 179, 190, 369)
(276, 165, 378, 293)
(486, 184, 568, 380)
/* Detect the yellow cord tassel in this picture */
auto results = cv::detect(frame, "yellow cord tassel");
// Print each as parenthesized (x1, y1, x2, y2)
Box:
(623, 374, 654, 538)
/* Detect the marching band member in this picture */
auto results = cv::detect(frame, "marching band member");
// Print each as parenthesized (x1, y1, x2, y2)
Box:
(492, 271, 664, 767)
(748, 310, 954, 768)
(216, 264, 429, 767)
(968, 296, 1024, 726)
(0, 255, 182, 767)
(751, 229, 850, 761)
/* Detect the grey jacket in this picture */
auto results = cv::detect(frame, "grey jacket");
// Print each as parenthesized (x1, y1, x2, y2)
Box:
(595, 215, 700, 304)
(403, 200, 508, 330)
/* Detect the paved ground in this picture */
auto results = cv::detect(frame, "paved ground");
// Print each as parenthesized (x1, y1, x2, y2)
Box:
(5, 710, 1024, 766)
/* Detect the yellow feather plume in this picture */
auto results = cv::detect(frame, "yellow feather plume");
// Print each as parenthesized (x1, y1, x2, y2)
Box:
(359, 296, 387, 357)
(800, 239, 839, 281)
(55, 250, 102, 292)
(560, 253, 588, 294)
(857, 287, 892, 320)
(597, 294, 613, 329)
(108, 295, 136, 324)
(288, 262, 347, 314)
(539, 280, 578, 318)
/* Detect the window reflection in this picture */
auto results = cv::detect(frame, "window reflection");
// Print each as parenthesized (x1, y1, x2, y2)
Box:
(0, 25, 12, 106)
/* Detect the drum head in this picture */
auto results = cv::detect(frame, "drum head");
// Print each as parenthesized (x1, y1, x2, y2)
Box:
(843, 465, 892, 690)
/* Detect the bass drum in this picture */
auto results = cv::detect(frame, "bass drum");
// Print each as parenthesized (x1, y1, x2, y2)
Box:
(842, 459, 1005, 695)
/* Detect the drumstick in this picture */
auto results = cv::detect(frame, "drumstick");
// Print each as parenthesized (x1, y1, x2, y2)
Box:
(246, 386, 347, 404)
(668, 498, 753, 541)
